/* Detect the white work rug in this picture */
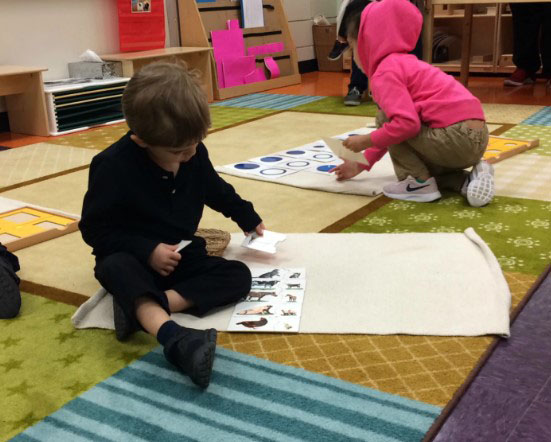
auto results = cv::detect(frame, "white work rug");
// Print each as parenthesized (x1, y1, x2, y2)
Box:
(215, 128, 397, 196)
(72, 229, 511, 336)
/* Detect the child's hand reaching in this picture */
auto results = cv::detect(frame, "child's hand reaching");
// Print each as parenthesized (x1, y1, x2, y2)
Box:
(149, 243, 181, 276)
(343, 134, 371, 153)
(246, 222, 266, 237)
(331, 160, 363, 181)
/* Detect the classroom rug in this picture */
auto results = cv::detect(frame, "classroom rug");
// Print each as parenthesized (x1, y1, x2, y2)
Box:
(0, 143, 95, 190)
(13, 346, 442, 442)
(344, 195, 551, 276)
(481, 104, 544, 124)
(45, 106, 280, 150)
(500, 124, 551, 156)
(291, 96, 379, 117)
(430, 266, 551, 441)
(73, 230, 511, 336)
(493, 154, 551, 201)
(521, 106, 551, 126)
(211, 93, 325, 110)
(0, 293, 156, 441)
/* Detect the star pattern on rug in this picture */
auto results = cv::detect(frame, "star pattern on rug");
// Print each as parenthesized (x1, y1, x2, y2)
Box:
(63, 380, 91, 396)
(7, 380, 31, 397)
(56, 353, 84, 368)
(0, 336, 22, 349)
(1, 358, 23, 373)
(8, 412, 40, 432)
(55, 330, 78, 344)
(49, 313, 69, 324)
(118, 349, 145, 365)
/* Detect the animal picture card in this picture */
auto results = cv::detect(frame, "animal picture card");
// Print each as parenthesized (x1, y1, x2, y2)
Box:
(323, 137, 370, 166)
(242, 230, 286, 254)
(227, 267, 306, 332)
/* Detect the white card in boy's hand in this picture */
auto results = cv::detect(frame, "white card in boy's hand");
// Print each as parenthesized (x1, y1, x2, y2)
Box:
(176, 240, 192, 252)
(322, 137, 370, 166)
(242, 230, 286, 254)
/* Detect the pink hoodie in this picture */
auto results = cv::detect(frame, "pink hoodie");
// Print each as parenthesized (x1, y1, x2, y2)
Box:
(357, 0, 485, 169)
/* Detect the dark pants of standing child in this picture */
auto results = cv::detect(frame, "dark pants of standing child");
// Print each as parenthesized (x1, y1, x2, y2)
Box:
(376, 110, 489, 191)
(95, 252, 252, 324)
(510, 3, 551, 76)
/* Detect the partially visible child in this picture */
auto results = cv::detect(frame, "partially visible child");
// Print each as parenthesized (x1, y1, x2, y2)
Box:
(80, 62, 264, 388)
(332, 0, 494, 207)
(0, 242, 21, 319)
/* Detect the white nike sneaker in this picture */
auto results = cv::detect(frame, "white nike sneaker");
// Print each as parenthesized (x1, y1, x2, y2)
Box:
(383, 176, 442, 203)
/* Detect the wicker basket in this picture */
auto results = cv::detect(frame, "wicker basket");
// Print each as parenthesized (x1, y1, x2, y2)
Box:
(196, 228, 231, 257)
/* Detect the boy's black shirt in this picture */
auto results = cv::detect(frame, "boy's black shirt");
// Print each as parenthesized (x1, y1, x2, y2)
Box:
(80, 132, 262, 264)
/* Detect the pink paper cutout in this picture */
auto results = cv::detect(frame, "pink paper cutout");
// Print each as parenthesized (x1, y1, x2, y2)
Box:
(211, 27, 245, 88)
(264, 57, 280, 79)
(222, 56, 256, 88)
(244, 68, 267, 84)
(247, 42, 284, 56)
(227, 19, 240, 30)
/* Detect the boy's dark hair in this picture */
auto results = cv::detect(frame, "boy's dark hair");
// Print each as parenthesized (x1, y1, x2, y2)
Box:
(343, 0, 371, 41)
(122, 62, 211, 148)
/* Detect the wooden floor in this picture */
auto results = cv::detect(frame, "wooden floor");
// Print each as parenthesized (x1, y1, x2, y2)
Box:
(0, 71, 549, 148)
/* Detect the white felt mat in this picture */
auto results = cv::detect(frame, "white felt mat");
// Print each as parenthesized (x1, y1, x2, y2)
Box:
(215, 128, 397, 196)
(72, 229, 511, 336)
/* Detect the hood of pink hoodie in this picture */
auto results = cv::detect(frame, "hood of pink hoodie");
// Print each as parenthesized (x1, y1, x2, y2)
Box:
(357, 0, 423, 78)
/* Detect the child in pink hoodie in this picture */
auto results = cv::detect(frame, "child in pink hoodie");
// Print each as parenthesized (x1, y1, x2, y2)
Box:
(332, 0, 494, 207)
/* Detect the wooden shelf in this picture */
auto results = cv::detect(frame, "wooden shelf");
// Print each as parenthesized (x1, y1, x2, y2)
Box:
(178, 0, 300, 100)
(427, 2, 518, 78)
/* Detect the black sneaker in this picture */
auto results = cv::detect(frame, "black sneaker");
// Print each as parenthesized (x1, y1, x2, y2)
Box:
(344, 87, 363, 106)
(0, 248, 21, 319)
(328, 40, 349, 61)
(164, 327, 218, 389)
(113, 297, 140, 341)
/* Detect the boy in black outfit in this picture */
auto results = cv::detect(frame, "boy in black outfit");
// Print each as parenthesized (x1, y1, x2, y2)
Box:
(80, 62, 264, 389)
(0, 242, 21, 319)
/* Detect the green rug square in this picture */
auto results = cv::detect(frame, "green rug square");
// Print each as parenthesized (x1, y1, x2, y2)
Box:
(500, 124, 551, 156)
(291, 96, 379, 117)
(344, 195, 551, 275)
(0, 293, 156, 441)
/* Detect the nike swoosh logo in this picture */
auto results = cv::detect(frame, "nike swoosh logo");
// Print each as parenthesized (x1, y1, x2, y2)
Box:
(406, 184, 430, 192)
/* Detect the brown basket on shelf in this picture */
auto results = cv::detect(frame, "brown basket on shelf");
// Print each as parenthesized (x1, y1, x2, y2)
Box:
(196, 228, 231, 257)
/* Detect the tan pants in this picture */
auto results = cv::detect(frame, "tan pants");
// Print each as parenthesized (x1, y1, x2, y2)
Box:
(376, 111, 489, 191)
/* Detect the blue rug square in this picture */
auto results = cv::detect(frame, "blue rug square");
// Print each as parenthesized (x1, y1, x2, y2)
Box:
(212, 93, 325, 110)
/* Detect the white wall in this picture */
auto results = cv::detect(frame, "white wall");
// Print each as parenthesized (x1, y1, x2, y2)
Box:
(283, 0, 338, 62)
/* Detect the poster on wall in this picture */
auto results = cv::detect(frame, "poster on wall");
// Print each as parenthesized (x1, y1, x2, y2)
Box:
(131, 0, 152, 12)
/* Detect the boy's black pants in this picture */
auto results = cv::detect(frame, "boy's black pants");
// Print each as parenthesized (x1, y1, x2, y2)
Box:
(95, 252, 251, 322)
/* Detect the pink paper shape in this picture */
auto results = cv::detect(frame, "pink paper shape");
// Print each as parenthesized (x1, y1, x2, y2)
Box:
(222, 56, 256, 88)
(264, 57, 280, 79)
(244, 68, 267, 84)
(247, 42, 285, 57)
(227, 19, 240, 29)
(211, 28, 245, 88)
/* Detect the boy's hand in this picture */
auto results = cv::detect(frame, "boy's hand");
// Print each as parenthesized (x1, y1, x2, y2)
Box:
(149, 243, 181, 276)
(246, 222, 266, 237)
(331, 160, 363, 181)
(343, 134, 370, 153)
